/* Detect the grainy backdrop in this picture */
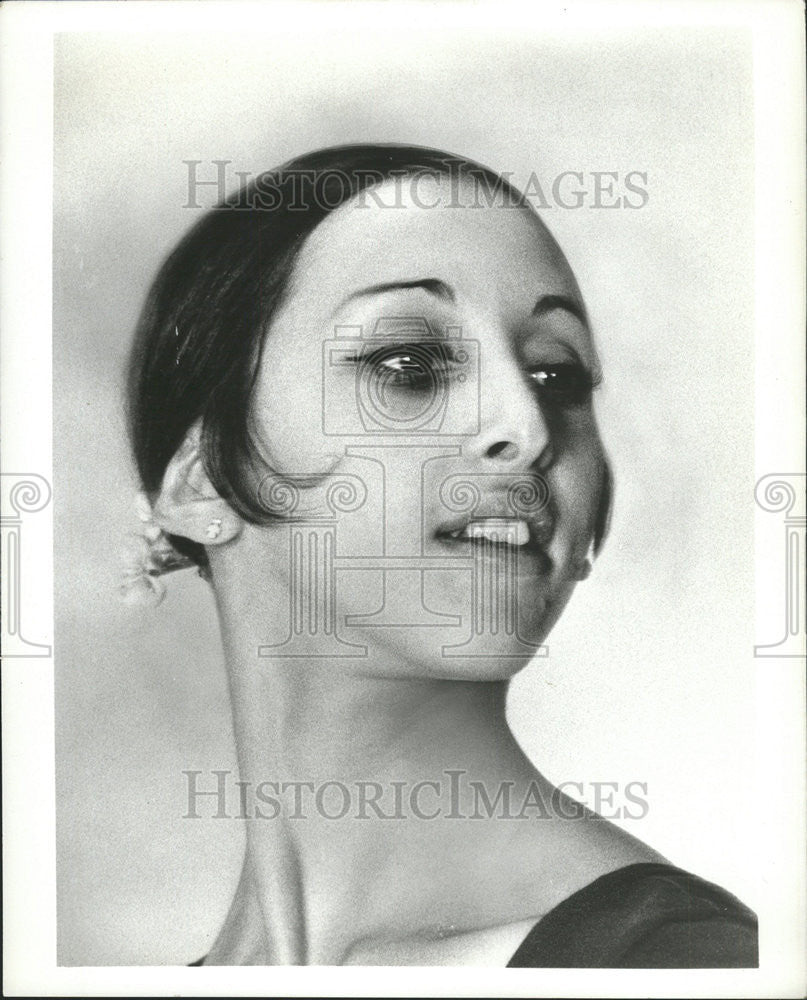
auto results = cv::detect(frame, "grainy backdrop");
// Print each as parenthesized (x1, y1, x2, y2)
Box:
(54, 22, 755, 965)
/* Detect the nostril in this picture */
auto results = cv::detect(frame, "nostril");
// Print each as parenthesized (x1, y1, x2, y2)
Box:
(486, 441, 519, 461)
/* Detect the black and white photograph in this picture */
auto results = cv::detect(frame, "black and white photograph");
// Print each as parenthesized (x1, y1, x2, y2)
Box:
(2, 1, 805, 996)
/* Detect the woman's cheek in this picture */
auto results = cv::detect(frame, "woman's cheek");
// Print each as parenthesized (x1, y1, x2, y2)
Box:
(250, 364, 337, 476)
(554, 434, 605, 535)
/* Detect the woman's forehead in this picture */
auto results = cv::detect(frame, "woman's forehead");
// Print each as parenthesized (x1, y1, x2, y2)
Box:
(286, 173, 580, 310)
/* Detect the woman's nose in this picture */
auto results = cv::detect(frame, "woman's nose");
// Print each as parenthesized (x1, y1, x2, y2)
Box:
(469, 353, 552, 471)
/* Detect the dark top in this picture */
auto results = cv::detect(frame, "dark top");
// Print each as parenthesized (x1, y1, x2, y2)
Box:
(506, 862, 757, 967)
(190, 862, 758, 968)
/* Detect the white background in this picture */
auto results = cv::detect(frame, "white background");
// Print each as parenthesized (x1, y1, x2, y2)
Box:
(2, 1, 804, 996)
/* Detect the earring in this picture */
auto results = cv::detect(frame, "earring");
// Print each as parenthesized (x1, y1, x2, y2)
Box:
(205, 518, 223, 540)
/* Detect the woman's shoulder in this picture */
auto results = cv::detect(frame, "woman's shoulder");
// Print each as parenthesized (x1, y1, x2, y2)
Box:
(507, 862, 758, 968)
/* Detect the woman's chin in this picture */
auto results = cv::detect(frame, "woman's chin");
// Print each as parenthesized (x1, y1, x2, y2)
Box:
(325, 570, 567, 680)
(344, 622, 550, 682)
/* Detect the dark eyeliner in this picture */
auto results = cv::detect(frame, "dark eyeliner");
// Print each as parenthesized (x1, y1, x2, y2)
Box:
(528, 362, 602, 406)
(341, 342, 465, 392)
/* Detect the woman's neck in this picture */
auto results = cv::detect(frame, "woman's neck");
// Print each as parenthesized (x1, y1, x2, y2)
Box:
(204, 578, 543, 964)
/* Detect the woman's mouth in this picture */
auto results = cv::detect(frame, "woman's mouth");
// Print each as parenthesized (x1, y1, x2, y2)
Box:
(435, 516, 553, 568)
(439, 518, 530, 546)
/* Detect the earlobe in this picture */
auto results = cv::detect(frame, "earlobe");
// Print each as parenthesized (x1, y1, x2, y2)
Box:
(151, 421, 242, 546)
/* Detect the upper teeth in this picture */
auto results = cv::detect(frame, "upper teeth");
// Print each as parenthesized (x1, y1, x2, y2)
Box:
(447, 519, 530, 546)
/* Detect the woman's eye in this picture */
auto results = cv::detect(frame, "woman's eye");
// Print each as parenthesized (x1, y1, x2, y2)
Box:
(353, 343, 461, 392)
(528, 363, 599, 405)
(373, 353, 432, 390)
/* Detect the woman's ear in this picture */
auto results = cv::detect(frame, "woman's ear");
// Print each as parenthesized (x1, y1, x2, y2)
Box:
(592, 457, 613, 557)
(151, 420, 242, 546)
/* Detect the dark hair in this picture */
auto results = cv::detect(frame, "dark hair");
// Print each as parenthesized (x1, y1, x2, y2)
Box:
(127, 143, 610, 568)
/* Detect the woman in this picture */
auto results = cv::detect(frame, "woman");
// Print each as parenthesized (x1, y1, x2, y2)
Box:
(125, 144, 758, 967)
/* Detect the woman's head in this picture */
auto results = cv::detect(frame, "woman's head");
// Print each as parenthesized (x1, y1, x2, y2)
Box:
(129, 146, 529, 563)
(128, 143, 611, 676)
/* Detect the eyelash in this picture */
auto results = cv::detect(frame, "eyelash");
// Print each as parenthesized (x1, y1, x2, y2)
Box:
(345, 343, 600, 407)
(527, 363, 602, 405)
(345, 343, 465, 392)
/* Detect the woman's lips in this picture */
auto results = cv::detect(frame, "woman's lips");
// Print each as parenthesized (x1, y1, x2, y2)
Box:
(439, 517, 530, 546)
(434, 516, 554, 571)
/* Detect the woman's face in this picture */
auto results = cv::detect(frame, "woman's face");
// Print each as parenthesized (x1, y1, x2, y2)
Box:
(245, 173, 606, 679)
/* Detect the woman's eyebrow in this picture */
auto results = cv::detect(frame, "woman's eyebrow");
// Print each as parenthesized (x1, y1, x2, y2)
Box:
(334, 278, 456, 313)
(332, 282, 587, 326)
(533, 293, 588, 327)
